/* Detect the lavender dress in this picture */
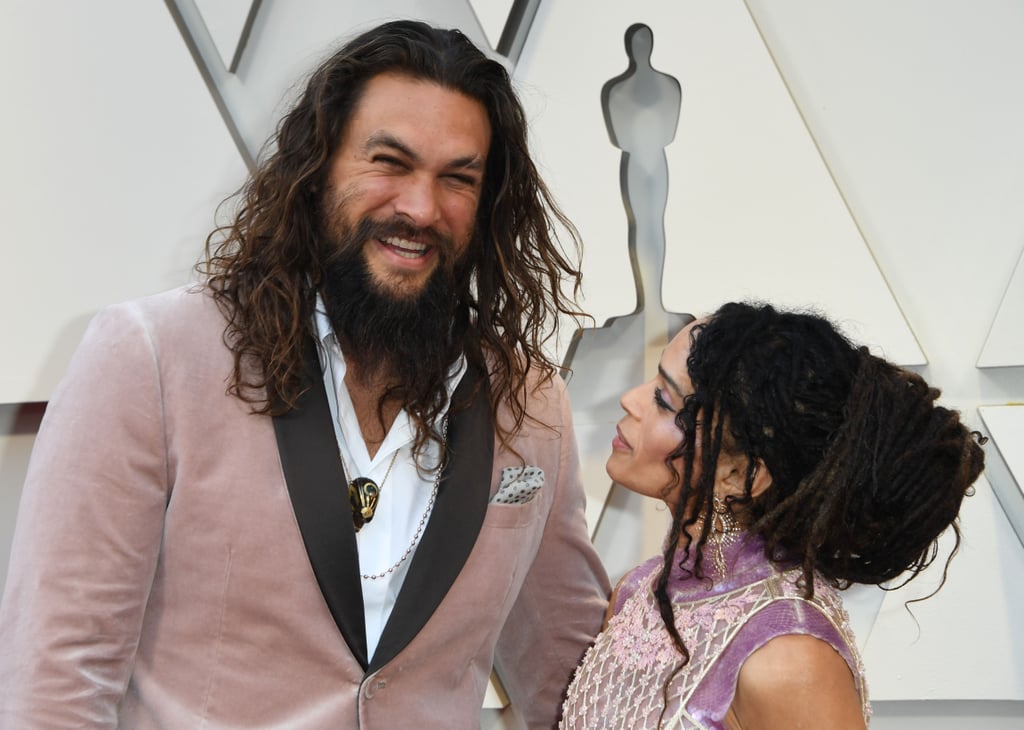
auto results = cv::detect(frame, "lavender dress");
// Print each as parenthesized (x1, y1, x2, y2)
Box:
(560, 535, 869, 729)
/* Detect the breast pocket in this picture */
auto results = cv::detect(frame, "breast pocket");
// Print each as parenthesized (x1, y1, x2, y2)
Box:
(482, 493, 545, 529)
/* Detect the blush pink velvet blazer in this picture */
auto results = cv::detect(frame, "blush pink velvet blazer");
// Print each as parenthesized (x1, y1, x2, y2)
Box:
(0, 286, 609, 729)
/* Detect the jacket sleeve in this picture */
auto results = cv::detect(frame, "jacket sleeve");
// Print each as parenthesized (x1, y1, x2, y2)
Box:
(492, 376, 611, 729)
(0, 301, 170, 728)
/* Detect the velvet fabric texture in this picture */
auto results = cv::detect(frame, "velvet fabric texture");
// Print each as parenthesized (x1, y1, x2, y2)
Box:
(0, 286, 610, 729)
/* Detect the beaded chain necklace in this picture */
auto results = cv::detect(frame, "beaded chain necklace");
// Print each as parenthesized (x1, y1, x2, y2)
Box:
(340, 419, 447, 581)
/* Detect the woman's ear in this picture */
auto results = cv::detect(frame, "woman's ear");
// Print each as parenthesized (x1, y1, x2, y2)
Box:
(714, 455, 772, 499)
(749, 458, 772, 498)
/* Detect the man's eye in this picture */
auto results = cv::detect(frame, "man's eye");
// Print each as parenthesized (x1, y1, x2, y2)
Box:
(445, 173, 479, 187)
(373, 155, 406, 168)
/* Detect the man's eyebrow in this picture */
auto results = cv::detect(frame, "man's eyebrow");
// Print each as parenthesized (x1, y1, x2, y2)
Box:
(448, 155, 486, 172)
(365, 132, 485, 171)
(365, 132, 420, 163)
(658, 364, 686, 400)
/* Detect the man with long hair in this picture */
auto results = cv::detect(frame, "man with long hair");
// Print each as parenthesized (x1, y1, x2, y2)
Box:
(0, 20, 609, 728)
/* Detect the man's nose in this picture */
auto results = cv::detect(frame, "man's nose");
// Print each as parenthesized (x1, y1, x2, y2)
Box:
(393, 175, 441, 228)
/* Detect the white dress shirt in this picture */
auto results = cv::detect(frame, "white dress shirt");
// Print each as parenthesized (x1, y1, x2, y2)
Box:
(313, 297, 466, 661)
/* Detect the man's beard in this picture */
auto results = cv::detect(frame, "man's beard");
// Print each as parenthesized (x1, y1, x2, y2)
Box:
(320, 215, 472, 394)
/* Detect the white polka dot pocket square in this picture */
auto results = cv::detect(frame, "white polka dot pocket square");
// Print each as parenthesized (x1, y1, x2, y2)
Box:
(491, 466, 544, 505)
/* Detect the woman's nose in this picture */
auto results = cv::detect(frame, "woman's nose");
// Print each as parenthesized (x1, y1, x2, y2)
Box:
(619, 383, 645, 415)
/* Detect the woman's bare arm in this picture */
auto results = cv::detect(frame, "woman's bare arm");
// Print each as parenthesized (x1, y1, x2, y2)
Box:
(726, 634, 865, 730)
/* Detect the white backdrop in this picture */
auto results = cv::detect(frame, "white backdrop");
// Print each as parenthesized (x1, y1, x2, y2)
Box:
(1, 1, 1022, 727)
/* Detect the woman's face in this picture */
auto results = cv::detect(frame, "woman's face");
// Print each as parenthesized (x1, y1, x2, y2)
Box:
(607, 321, 697, 505)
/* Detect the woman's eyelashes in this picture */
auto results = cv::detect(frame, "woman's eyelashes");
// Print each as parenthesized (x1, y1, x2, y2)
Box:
(654, 386, 676, 413)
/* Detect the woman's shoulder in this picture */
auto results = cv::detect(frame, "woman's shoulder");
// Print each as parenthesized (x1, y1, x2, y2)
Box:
(730, 631, 867, 729)
(723, 568, 869, 728)
(609, 555, 665, 616)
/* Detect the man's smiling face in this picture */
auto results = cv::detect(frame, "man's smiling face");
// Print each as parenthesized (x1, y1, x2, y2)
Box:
(321, 71, 492, 300)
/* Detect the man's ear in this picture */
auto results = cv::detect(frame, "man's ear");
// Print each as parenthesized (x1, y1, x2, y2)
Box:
(714, 455, 772, 499)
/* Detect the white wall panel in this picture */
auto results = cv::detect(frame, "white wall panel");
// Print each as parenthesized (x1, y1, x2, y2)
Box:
(232, 0, 486, 161)
(979, 248, 1024, 368)
(2, 0, 1023, 725)
(193, 0, 260, 71)
(467, 0, 515, 50)
(746, 0, 1024, 399)
(979, 405, 1024, 548)
(663, 1, 923, 364)
(0, 0, 246, 403)
(515, 2, 640, 327)
(518, 0, 1024, 709)
(516, 0, 922, 364)
(862, 474, 1024, 700)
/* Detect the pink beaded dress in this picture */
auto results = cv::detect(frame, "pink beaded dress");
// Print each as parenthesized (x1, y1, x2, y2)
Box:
(560, 534, 869, 729)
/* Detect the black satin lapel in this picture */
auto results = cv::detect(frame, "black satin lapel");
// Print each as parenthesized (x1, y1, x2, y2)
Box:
(368, 365, 493, 672)
(273, 340, 368, 668)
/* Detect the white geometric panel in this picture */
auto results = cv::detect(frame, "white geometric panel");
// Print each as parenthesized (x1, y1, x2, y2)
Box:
(516, 2, 644, 329)
(207, 1, 488, 163)
(554, 20, 689, 552)
(979, 248, 1024, 367)
(0, 0, 247, 404)
(743, 0, 1024, 374)
(517, 0, 928, 583)
(515, 0, 924, 365)
(566, 313, 680, 551)
(979, 405, 1024, 547)
(860, 472, 1024, 700)
(193, 0, 261, 72)
(0, 0, 488, 405)
(661, 0, 924, 365)
(467, 0, 516, 50)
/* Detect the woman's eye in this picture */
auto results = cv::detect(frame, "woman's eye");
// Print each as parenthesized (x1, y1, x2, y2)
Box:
(654, 387, 676, 412)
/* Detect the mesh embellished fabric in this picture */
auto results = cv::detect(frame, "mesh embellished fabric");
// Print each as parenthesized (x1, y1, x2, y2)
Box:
(560, 535, 869, 729)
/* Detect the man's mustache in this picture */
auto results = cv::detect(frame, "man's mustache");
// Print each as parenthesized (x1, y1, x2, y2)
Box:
(330, 216, 453, 259)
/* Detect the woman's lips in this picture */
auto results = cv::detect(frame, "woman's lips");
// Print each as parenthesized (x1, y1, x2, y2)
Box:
(612, 425, 631, 451)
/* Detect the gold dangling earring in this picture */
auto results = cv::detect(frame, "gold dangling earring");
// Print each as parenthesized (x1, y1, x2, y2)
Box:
(708, 493, 741, 578)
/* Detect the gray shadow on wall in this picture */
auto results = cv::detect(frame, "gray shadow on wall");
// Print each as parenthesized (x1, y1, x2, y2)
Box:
(600, 21, 682, 316)
(0, 305, 95, 598)
(494, 0, 542, 64)
(0, 402, 46, 593)
(977, 409, 1024, 551)
(164, 0, 262, 169)
(562, 22, 689, 373)
(561, 24, 690, 565)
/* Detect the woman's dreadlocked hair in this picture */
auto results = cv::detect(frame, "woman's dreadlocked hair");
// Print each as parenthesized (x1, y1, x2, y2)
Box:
(653, 301, 986, 661)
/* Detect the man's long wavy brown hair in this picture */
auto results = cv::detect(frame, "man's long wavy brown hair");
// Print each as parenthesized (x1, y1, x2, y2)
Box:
(197, 20, 584, 448)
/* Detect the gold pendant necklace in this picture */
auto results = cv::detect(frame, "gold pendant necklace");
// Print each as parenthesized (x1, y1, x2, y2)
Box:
(340, 447, 399, 532)
(360, 417, 448, 581)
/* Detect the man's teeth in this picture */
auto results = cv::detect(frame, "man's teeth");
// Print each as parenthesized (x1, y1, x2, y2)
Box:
(383, 237, 428, 259)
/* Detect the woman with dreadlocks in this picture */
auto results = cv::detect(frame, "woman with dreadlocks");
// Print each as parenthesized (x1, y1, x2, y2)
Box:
(560, 302, 986, 729)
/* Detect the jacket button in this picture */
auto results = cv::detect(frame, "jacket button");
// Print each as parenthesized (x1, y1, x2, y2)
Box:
(364, 677, 387, 699)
